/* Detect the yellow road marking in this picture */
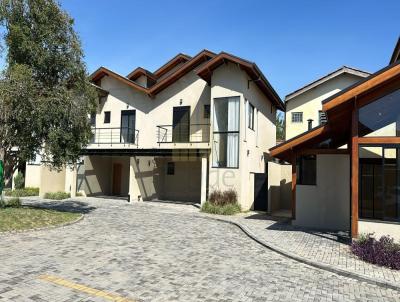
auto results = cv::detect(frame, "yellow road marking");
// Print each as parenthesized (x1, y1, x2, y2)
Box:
(38, 275, 136, 302)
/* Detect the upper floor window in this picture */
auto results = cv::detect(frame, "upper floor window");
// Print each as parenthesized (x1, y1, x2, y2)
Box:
(296, 155, 316, 185)
(319, 111, 327, 125)
(291, 112, 303, 123)
(358, 88, 400, 137)
(248, 102, 255, 130)
(104, 111, 111, 124)
(204, 104, 210, 119)
(90, 112, 96, 127)
(212, 96, 240, 168)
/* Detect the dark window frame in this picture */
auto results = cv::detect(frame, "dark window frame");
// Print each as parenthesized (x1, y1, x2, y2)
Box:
(212, 96, 240, 169)
(204, 104, 210, 119)
(248, 102, 255, 130)
(296, 155, 317, 185)
(167, 162, 175, 175)
(104, 111, 111, 124)
(90, 112, 96, 127)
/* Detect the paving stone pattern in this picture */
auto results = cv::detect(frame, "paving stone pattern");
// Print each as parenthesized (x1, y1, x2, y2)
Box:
(0, 198, 399, 301)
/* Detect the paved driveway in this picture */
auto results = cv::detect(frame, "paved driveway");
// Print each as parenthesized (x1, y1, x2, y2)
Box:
(1, 198, 399, 302)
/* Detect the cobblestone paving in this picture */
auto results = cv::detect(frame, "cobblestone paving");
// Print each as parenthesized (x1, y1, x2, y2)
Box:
(0, 198, 399, 302)
(220, 212, 400, 285)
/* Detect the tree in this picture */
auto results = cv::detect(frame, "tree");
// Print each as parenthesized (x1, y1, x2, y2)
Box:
(276, 113, 285, 141)
(0, 0, 97, 185)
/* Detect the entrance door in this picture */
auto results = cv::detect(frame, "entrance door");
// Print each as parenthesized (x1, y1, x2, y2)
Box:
(172, 106, 190, 143)
(112, 163, 122, 195)
(254, 173, 268, 211)
(121, 110, 136, 144)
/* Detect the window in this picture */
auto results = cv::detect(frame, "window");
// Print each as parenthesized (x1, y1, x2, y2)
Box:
(212, 96, 240, 168)
(291, 112, 303, 123)
(296, 155, 316, 185)
(358, 88, 400, 137)
(90, 113, 96, 127)
(319, 111, 327, 125)
(104, 111, 111, 124)
(167, 162, 175, 175)
(248, 103, 255, 130)
(359, 146, 400, 222)
(204, 104, 210, 119)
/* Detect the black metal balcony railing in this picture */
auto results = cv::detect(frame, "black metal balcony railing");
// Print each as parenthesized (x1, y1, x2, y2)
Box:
(157, 123, 210, 144)
(91, 127, 139, 146)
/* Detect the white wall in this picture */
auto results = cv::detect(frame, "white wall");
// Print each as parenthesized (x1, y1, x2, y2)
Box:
(359, 221, 400, 242)
(294, 154, 350, 231)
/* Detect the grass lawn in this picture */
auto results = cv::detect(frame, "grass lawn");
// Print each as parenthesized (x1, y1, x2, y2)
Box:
(0, 207, 82, 232)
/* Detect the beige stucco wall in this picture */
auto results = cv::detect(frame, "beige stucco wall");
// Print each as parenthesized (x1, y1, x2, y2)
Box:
(82, 156, 129, 196)
(285, 74, 364, 139)
(91, 64, 210, 150)
(358, 221, 400, 242)
(39, 165, 66, 196)
(268, 162, 291, 212)
(294, 154, 350, 231)
(25, 164, 41, 188)
(209, 62, 277, 210)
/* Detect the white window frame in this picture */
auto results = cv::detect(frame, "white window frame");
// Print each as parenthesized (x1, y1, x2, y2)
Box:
(291, 112, 303, 123)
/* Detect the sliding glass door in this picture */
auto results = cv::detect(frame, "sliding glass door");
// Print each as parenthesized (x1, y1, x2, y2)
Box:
(359, 146, 400, 222)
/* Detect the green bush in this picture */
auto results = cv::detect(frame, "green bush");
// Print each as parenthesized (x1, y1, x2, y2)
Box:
(201, 201, 241, 215)
(43, 192, 70, 200)
(76, 192, 83, 197)
(6, 197, 21, 208)
(5, 187, 39, 197)
(0, 197, 21, 208)
(13, 173, 25, 190)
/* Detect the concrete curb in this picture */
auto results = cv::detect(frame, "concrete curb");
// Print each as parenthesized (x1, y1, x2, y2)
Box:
(196, 215, 400, 292)
(0, 212, 84, 236)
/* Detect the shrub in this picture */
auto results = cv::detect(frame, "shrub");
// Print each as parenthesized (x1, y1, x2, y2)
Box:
(0, 198, 21, 208)
(43, 192, 71, 200)
(201, 201, 241, 215)
(13, 173, 25, 190)
(351, 233, 400, 270)
(76, 192, 83, 197)
(5, 187, 39, 197)
(6, 197, 21, 208)
(208, 189, 238, 206)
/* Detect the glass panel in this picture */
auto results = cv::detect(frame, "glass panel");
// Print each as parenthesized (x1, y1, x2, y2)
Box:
(359, 146, 383, 220)
(212, 133, 239, 168)
(383, 148, 399, 220)
(213, 97, 239, 132)
(121, 110, 135, 144)
(359, 146, 400, 221)
(358, 89, 400, 137)
(172, 106, 190, 143)
(212, 97, 240, 168)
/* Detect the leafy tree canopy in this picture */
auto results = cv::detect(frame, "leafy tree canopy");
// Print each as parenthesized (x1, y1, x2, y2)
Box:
(0, 0, 97, 180)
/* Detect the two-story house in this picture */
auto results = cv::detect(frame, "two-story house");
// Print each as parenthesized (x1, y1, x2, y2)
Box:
(27, 50, 284, 211)
(285, 66, 370, 140)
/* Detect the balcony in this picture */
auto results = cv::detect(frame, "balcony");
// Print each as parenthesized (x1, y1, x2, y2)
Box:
(90, 127, 139, 147)
(156, 123, 210, 144)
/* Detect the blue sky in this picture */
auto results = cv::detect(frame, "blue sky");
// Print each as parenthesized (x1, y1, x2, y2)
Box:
(61, 0, 399, 99)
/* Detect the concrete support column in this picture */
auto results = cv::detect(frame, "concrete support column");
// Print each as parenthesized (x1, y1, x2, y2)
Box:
(129, 156, 141, 202)
(200, 156, 208, 205)
(70, 164, 78, 198)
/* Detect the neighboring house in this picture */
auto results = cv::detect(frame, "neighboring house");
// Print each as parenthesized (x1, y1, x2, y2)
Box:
(270, 37, 400, 240)
(27, 50, 287, 211)
(285, 66, 370, 140)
